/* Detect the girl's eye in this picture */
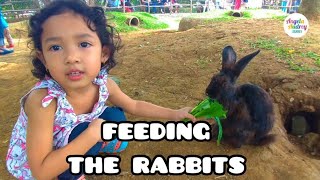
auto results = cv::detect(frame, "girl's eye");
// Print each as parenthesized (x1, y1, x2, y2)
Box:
(80, 42, 91, 48)
(49, 45, 62, 51)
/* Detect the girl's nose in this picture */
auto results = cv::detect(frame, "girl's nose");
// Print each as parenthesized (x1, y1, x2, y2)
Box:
(64, 50, 80, 64)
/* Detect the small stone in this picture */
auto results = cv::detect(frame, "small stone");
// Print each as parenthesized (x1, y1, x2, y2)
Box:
(290, 97, 294, 102)
(260, 150, 272, 161)
(291, 115, 310, 136)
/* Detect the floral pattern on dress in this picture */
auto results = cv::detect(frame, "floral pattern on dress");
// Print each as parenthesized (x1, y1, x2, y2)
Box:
(6, 69, 109, 180)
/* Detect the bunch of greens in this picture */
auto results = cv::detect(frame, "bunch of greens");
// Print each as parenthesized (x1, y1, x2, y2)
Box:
(183, 97, 227, 145)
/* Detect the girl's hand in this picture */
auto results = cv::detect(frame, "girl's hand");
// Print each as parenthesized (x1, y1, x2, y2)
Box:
(174, 107, 196, 122)
(88, 118, 105, 142)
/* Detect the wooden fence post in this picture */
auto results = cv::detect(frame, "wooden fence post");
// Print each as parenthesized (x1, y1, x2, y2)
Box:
(123, 0, 126, 13)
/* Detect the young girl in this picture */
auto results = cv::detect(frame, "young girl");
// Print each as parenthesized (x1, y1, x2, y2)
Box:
(6, 0, 196, 179)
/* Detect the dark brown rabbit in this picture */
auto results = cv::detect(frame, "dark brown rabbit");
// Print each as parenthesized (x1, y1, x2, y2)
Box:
(206, 46, 275, 148)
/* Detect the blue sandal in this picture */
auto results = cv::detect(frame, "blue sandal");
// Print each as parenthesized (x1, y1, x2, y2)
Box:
(0, 48, 14, 55)
(98, 107, 128, 153)
(100, 139, 128, 153)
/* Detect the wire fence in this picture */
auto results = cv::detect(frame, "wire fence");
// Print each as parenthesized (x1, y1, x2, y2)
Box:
(1, 0, 301, 22)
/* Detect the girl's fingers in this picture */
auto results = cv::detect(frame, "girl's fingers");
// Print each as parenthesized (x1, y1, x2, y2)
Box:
(187, 114, 197, 122)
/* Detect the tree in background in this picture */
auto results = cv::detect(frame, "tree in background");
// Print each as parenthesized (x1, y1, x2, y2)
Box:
(298, 0, 320, 21)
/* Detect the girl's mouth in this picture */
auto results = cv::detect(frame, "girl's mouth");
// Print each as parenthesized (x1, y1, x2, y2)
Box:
(67, 70, 84, 81)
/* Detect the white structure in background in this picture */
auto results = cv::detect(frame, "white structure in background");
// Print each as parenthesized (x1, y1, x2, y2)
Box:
(246, 0, 263, 8)
(208, 0, 215, 11)
(223, 0, 234, 10)
(221, 0, 263, 10)
(203, 0, 215, 12)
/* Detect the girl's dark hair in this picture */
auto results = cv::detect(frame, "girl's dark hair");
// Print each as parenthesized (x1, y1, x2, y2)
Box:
(29, 0, 121, 79)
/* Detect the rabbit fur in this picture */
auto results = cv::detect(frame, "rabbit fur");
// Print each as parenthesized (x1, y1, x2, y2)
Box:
(206, 46, 275, 148)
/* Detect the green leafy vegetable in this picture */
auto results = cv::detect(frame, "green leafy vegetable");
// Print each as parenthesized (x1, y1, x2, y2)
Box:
(183, 97, 227, 145)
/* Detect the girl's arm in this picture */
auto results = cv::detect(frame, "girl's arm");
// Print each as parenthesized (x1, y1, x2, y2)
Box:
(25, 89, 103, 180)
(106, 78, 196, 121)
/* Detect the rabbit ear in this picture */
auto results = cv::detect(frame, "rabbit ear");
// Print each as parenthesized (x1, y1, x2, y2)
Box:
(234, 50, 260, 77)
(222, 46, 237, 71)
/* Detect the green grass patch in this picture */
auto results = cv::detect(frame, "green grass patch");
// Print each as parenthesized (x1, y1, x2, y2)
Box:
(194, 11, 252, 24)
(242, 11, 253, 18)
(301, 51, 320, 66)
(195, 56, 212, 68)
(248, 38, 320, 73)
(206, 16, 235, 23)
(248, 38, 279, 50)
(106, 12, 169, 33)
(223, 11, 253, 19)
(271, 15, 287, 21)
(302, 38, 315, 44)
(223, 11, 234, 17)
(190, 10, 252, 24)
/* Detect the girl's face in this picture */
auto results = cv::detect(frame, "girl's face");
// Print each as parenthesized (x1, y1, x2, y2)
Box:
(38, 11, 108, 91)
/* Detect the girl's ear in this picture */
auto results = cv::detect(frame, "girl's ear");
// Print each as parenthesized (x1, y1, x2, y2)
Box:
(36, 50, 47, 68)
(101, 46, 110, 64)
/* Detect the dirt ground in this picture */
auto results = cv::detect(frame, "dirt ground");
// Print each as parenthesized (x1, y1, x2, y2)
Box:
(1, 15, 320, 180)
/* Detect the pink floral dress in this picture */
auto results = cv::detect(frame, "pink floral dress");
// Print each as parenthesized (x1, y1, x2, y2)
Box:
(6, 69, 109, 180)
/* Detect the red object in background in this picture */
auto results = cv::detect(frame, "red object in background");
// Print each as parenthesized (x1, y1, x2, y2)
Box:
(234, 0, 241, 10)
(125, 7, 132, 12)
(120, 0, 133, 12)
